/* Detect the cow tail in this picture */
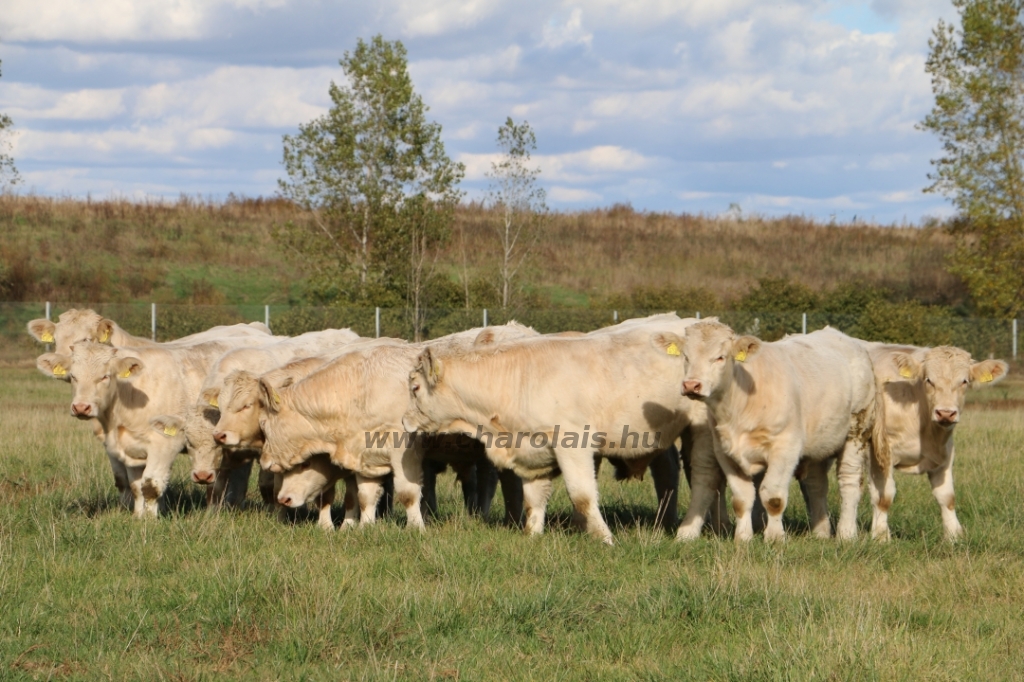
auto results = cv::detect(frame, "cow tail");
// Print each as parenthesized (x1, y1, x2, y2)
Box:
(870, 378, 891, 475)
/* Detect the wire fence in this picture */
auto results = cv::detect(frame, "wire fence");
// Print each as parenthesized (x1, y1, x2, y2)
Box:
(1, 301, 1019, 365)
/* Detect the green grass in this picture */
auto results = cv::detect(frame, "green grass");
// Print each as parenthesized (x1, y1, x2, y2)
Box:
(2, 367, 1024, 680)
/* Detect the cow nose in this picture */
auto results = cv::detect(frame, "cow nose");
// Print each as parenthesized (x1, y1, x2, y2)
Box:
(71, 403, 92, 417)
(192, 470, 215, 485)
(935, 408, 959, 424)
(682, 380, 703, 395)
(213, 431, 227, 444)
(278, 495, 293, 507)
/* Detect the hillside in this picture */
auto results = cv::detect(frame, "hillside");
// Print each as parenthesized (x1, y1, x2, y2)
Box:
(0, 195, 964, 310)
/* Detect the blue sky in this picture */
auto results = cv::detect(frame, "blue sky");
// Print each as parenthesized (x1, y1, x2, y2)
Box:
(0, 0, 958, 222)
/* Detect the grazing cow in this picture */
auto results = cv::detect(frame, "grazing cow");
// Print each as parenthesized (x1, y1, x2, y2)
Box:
(28, 307, 271, 358)
(35, 336, 275, 517)
(275, 454, 364, 531)
(402, 320, 709, 545)
(173, 329, 360, 503)
(673, 321, 877, 542)
(865, 344, 1008, 540)
(259, 340, 429, 529)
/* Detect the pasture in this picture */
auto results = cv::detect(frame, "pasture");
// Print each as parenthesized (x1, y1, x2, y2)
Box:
(2, 366, 1024, 680)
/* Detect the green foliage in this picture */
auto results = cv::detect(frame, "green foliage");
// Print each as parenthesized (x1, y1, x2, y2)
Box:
(817, 281, 891, 317)
(851, 299, 956, 346)
(599, 284, 720, 315)
(486, 117, 547, 310)
(276, 35, 464, 327)
(921, 0, 1024, 316)
(0, 60, 19, 189)
(735, 277, 820, 313)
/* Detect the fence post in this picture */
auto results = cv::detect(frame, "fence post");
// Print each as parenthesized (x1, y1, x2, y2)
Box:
(265, 304, 270, 332)
(483, 309, 488, 327)
(151, 303, 156, 341)
(613, 310, 618, 323)
(375, 307, 380, 338)
(696, 311, 701, 320)
(1014, 319, 1018, 361)
(802, 312, 807, 335)
(45, 301, 51, 321)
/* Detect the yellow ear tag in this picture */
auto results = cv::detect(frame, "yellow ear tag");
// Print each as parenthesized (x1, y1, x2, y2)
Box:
(52, 364, 67, 377)
(99, 329, 110, 343)
(41, 332, 55, 343)
(118, 368, 132, 379)
(209, 397, 219, 408)
(735, 350, 747, 362)
(899, 366, 912, 379)
(272, 391, 281, 405)
(666, 342, 680, 356)
(980, 372, 994, 383)
(163, 425, 178, 436)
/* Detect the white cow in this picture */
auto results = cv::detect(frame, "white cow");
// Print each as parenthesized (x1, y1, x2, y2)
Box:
(403, 321, 709, 544)
(674, 321, 877, 542)
(866, 343, 1008, 540)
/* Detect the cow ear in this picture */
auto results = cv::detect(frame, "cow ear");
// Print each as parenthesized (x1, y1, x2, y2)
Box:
(28, 319, 57, 344)
(112, 356, 144, 381)
(259, 377, 284, 414)
(96, 319, 116, 344)
(474, 328, 496, 346)
(891, 353, 922, 382)
(732, 336, 761, 362)
(650, 332, 683, 357)
(150, 415, 184, 438)
(422, 348, 444, 387)
(36, 353, 72, 381)
(970, 359, 1009, 388)
(201, 387, 221, 409)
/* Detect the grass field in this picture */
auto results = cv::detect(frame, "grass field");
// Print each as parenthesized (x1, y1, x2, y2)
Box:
(3, 366, 1024, 680)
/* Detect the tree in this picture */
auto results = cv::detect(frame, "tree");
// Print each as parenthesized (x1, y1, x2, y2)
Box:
(276, 35, 463, 334)
(0, 60, 20, 189)
(486, 117, 547, 310)
(920, 0, 1024, 317)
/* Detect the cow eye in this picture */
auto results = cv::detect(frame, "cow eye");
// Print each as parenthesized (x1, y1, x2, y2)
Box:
(715, 355, 725, 362)
(411, 382, 421, 394)
(925, 377, 934, 386)
(241, 403, 252, 411)
(962, 379, 969, 386)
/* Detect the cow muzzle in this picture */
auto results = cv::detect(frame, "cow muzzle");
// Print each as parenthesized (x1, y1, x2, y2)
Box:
(277, 493, 302, 508)
(192, 470, 215, 485)
(71, 402, 94, 418)
(681, 380, 705, 399)
(213, 430, 239, 446)
(934, 408, 959, 426)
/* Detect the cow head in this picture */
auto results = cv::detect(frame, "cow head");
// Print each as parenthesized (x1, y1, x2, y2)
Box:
(183, 399, 225, 484)
(403, 347, 463, 433)
(676, 321, 761, 401)
(257, 377, 335, 474)
(56, 343, 143, 420)
(276, 454, 343, 508)
(213, 370, 265, 449)
(891, 346, 1009, 427)
(27, 309, 119, 356)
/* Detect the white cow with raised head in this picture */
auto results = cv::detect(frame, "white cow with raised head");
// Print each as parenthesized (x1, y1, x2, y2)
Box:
(866, 343, 1008, 540)
(673, 321, 877, 542)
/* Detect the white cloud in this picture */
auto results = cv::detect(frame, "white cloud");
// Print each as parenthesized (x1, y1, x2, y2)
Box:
(540, 8, 593, 50)
(548, 186, 601, 203)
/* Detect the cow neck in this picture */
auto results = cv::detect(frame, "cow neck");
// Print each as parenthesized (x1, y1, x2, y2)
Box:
(703, 360, 747, 425)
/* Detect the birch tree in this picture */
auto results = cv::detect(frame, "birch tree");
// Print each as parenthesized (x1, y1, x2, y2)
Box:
(486, 117, 547, 310)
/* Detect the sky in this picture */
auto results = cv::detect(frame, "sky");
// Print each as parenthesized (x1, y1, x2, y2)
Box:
(0, 0, 961, 223)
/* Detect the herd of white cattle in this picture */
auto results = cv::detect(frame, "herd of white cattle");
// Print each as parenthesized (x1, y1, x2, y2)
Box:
(28, 308, 1009, 544)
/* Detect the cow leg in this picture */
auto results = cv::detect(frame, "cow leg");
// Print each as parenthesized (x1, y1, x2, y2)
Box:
(108, 452, 133, 510)
(867, 456, 895, 541)
(316, 482, 336, 531)
(716, 450, 757, 542)
(137, 446, 180, 518)
(376, 474, 394, 519)
(758, 451, 801, 542)
(750, 471, 767, 535)
(835, 438, 866, 540)
(476, 457, 500, 519)
(648, 448, 680, 532)
(340, 475, 359, 530)
(453, 461, 479, 514)
(356, 474, 384, 524)
(420, 458, 439, 519)
(677, 428, 727, 540)
(257, 468, 277, 506)
(522, 477, 553, 535)
(126, 464, 146, 517)
(557, 444, 614, 545)
(223, 460, 253, 507)
(928, 459, 962, 540)
(390, 446, 425, 530)
(499, 469, 524, 527)
(800, 459, 832, 538)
